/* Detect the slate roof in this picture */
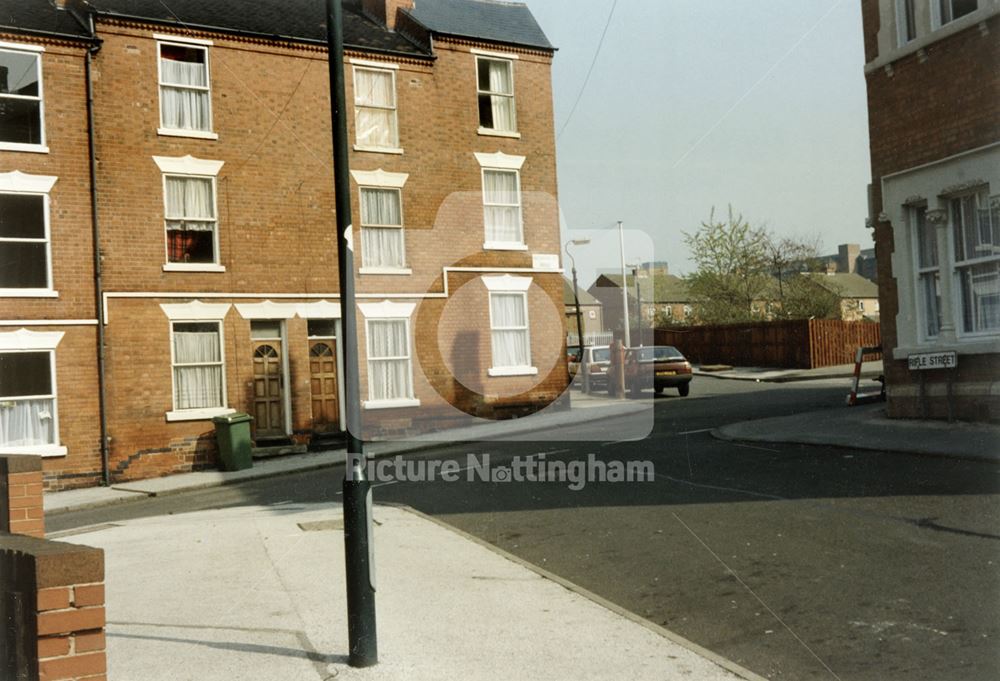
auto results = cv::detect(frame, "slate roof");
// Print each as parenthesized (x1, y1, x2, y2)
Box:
(563, 277, 601, 307)
(85, 0, 428, 54)
(596, 272, 692, 304)
(407, 0, 553, 50)
(0, 1, 93, 41)
(802, 272, 880, 299)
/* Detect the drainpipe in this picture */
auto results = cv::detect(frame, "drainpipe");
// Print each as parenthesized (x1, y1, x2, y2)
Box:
(82, 12, 110, 486)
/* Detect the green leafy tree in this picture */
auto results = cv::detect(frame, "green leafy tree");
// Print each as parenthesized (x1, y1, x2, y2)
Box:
(683, 206, 772, 324)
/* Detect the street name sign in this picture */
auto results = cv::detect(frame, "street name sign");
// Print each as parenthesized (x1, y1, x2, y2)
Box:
(907, 351, 958, 370)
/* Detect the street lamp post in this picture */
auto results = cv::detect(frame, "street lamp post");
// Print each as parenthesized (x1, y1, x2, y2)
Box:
(325, 0, 376, 668)
(618, 221, 631, 348)
(565, 239, 591, 393)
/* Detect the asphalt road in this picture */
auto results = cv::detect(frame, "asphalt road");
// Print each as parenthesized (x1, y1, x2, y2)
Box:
(49, 377, 1000, 681)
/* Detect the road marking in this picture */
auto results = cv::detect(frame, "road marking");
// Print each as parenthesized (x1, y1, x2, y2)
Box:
(730, 442, 782, 453)
(677, 428, 713, 435)
(654, 474, 785, 501)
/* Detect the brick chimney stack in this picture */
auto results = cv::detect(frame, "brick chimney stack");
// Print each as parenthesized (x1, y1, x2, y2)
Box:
(362, 0, 415, 31)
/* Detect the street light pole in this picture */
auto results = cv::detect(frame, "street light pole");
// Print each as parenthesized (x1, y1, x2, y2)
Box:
(618, 221, 631, 348)
(325, 0, 376, 667)
(628, 263, 641, 346)
(565, 239, 590, 393)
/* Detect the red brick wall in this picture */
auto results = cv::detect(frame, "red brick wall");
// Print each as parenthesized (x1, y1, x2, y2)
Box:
(0, 534, 107, 681)
(864, 12, 1000, 422)
(1, 456, 45, 537)
(0, 36, 103, 489)
(89, 23, 565, 477)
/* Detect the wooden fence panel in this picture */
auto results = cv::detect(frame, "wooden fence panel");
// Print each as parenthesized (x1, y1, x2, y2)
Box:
(654, 320, 881, 369)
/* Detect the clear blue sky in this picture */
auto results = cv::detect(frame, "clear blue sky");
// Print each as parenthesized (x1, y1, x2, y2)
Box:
(527, 0, 873, 282)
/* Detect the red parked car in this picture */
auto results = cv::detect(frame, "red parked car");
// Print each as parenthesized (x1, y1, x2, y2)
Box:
(623, 346, 693, 397)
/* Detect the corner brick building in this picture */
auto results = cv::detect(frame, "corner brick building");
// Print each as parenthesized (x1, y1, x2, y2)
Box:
(1, 0, 568, 488)
(862, 0, 1000, 421)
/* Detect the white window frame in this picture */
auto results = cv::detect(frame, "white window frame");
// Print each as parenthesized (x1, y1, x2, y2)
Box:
(154, 156, 225, 272)
(166, 319, 233, 422)
(475, 152, 528, 251)
(483, 275, 536, 377)
(0, 328, 65, 457)
(358, 186, 409, 274)
(0, 42, 47, 153)
(351, 169, 410, 275)
(895, 0, 918, 45)
(0, 171, 58, 297)
(931, 0, 979, 28)
(475, 53, 518, 137)
(911, 204, 942, 341)
(352, 62, 401, 154)
(156, 36, 217, 139)
(951, 190, 1000, 338)
(359, 301, 419, 409)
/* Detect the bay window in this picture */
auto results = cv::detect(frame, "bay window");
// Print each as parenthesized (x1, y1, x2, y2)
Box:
(935, 0, 978, 26)
(953, 192, 1000, 334)
(913, 205, 942, 339)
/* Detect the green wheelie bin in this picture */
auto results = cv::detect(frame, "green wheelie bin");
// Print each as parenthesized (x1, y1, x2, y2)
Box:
(213, 413, 253, 471)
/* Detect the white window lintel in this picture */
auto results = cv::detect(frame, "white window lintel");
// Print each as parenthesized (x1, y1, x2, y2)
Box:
(475, 152, 526, 170)
(0, 328, 64, 351)
(297, 300, 342, 319)
(482, 275, 532, 292)
(0, 171, 57, 194)
(471, 48, 519, 61)
(154, 33, 214, 47)
(358, 300, 416, 318)
(160, 300, 232, 320)
(350, 168, 409, 188)
(153, 155, 224, 176)
(234, 300, 298, 320)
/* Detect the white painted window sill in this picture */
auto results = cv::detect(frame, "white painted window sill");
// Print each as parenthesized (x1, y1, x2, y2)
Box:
(363, 398, 421, 410)
(893, 338, 1000, 360)
(157, 128, 219, 140)
(478, 128, 521, 139)
(483, 241, 528, 251)
(360, 267, 412, 276)
(0, 289, 58, 298)
(353, 145, 404, 155)
(163, 263, 226, 273)
(0, 445, 67, 458)
(0, 142, 49, 154)
(166, 407, 235, 422)
(488, 366, 538, 377)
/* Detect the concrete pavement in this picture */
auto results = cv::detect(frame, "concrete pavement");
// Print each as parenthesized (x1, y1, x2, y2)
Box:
(714, 402, 1000, 462)
(51, 503, 761, 681)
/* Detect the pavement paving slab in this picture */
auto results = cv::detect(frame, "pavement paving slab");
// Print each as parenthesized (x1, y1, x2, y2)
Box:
(62, 503, 760, 681)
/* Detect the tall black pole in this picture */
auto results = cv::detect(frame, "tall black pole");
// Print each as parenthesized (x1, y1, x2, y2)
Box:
(325, 0, 377, 667)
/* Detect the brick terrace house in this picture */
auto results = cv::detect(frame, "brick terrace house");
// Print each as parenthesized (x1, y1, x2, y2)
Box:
(862, 0, 999, 421)
(1, 0, 568, 488)
(0, 5, 103, 488)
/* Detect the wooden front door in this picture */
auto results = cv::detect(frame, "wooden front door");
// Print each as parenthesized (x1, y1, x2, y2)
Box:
(252, 341, 284, 437)
(309, 339, 339, 432)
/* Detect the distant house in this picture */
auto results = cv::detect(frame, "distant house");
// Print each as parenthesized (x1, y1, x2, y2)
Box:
(800, 273, 881, 321)
(563, 277, 604, 338)
(587, 267, 694, 335)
